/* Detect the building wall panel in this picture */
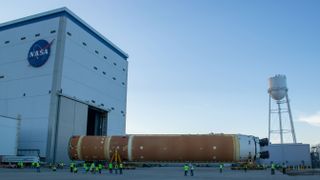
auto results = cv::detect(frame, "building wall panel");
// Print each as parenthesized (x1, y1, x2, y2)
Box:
(0, 18, 60, 156)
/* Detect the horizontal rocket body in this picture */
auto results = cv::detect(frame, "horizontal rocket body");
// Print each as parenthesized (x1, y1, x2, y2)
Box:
(69, 134, 261, 162)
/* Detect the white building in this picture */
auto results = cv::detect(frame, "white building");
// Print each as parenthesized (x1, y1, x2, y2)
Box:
(0, 7, 128, 162)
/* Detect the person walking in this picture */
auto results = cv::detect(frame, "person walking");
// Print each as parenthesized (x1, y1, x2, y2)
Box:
(183, 164, 189, 176)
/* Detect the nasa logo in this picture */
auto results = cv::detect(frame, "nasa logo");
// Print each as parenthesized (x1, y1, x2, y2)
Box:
(27, 39, 54, 67)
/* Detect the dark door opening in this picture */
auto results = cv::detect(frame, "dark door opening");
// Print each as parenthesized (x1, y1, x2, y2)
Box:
(86, 107, 107, 135)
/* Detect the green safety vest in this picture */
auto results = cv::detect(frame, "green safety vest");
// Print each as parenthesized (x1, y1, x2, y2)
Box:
(271, 164, 275, 169)
(119, 164, 123, 168)
(220, 164, 223, 169)
(98, 164, 103, 169)
(184, 165, 189, 171)
(36, 163, 40, 167)
(109, 163, 113, 169)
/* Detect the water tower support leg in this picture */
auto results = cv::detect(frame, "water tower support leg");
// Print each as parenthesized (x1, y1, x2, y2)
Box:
(277, 101, 284, 144)
(268, 95, 271, 144)
(286, 94, 297, 143)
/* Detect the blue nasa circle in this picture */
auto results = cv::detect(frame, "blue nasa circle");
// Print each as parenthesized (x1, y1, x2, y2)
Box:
(27, 39, 51, 67)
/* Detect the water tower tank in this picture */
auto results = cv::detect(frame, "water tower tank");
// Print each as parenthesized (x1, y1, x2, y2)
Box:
(268, 75, 287, 100)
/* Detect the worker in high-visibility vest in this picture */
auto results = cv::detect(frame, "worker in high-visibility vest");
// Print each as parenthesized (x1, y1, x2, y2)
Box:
(108, 162, 113, 174)
(36, 162, 40, 172)
(70, 162, 75, 172)
(114, 163, 119, 174)
(183, 164, 189, 176)
(73, 166, 78, 173)
(119, 163, 123, 174)
(271, 162, 275, 175)
(18, 162, 24, 168)
(95, 165, 99, 173)
(98, 163, 103, 174)
(219, 163, 224, 173)
(83, 163, 89, 173)
(90, 163, 95, 173)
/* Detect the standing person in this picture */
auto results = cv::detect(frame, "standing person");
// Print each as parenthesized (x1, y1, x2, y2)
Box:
(271, 162, 275, 175)
(36, 162, 40, 173)
(108, 162, 113, 174)
(52, 164, 57, 171)
(282, 162, 287, 174)
(119, 162, 123, 174)
(98, 163, 103, 174)
(183, 164, 189, 176)
(244, 164, 248, 172)
(219, 163, 224, 173)
(70, 162, 75, 173)
(114, 163, 119, 174)
(95, 165, 99, 174)
(73, 166, 78, 173)
(189, 164, 194, 176)
(90, 162, 95, 173)
(83, 163, 89, 173)
(59, 162, 65, 169)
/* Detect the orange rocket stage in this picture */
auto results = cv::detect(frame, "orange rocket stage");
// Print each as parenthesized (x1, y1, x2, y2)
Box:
(69, 134, 269, 162)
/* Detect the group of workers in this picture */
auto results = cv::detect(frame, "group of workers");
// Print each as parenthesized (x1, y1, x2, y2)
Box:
(183, 163, 195, 176)
(14, 161, 124, 174)
(16, 161, 41, 172)
(70, 161, 124, 175)
(270, 162, 288, 175)
(183, 163, 227, 176)
(182, 162, 290, 176)
(14, 160, 294, 176)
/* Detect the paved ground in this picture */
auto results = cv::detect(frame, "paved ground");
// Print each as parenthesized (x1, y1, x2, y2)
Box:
(0, 167, 319, 180)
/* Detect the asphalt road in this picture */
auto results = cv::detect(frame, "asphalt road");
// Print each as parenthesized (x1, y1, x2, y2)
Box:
(1, 167, 319, 180)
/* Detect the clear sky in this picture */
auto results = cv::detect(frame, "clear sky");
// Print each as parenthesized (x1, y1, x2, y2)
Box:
(1, 0, 319, 145)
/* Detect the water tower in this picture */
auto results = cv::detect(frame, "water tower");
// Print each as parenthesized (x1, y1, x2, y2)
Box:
(268, 75, 297, 144)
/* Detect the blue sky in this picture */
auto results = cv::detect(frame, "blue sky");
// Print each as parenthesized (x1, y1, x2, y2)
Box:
(1, 0, 320, 145)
